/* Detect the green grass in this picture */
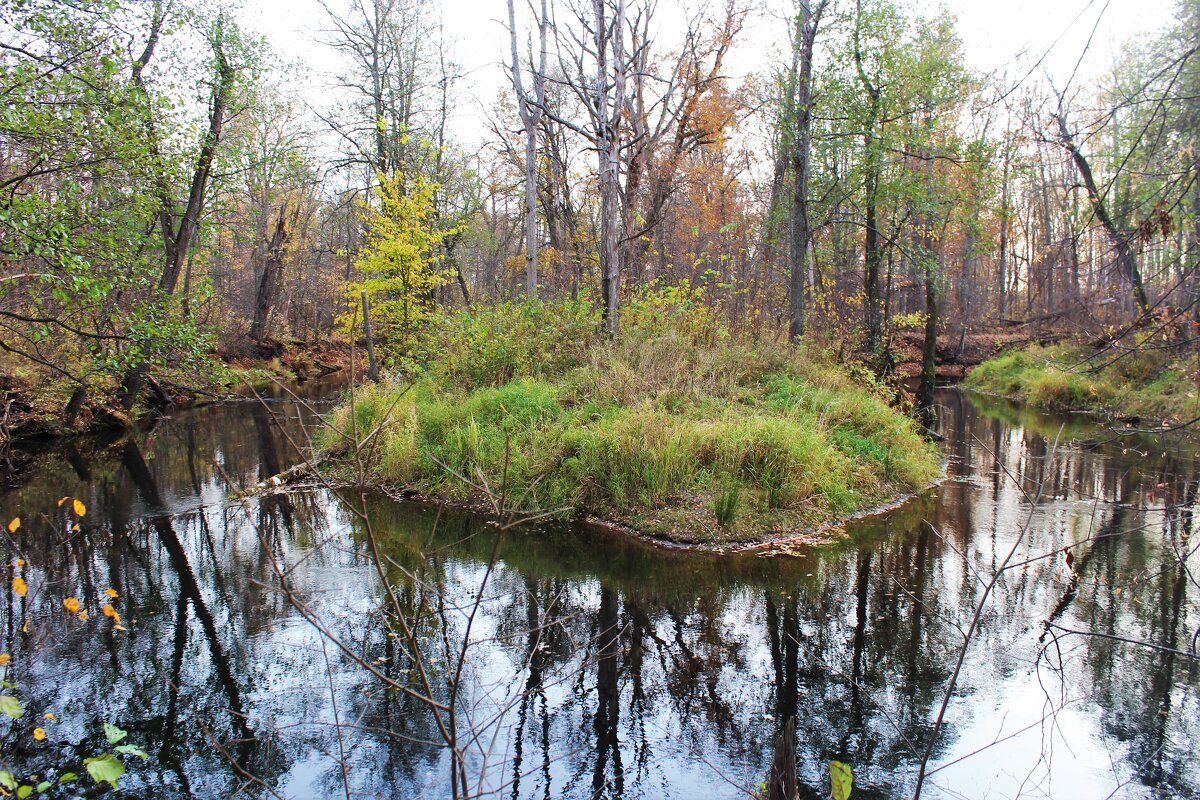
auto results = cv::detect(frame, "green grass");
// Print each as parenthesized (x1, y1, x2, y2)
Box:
(323, 297, 942, 544)
(965, 343, 1200, 424)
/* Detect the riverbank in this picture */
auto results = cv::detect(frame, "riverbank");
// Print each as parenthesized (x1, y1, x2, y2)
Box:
(964, 342, 1200, 429)
(322, 300, 942, 547)
(0, 339, 361, 441)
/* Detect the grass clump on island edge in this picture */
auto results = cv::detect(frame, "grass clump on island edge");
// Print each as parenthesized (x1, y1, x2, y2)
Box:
(324, 291, 941, 545)
(965, 342, 1200, 425)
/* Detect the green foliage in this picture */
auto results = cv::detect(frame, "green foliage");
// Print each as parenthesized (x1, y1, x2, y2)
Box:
(325, 301, 941, 543)
(0, 0, 225, 393)
(344, 172, 464, 354)
(965, 344, 1199, 423)
(414, 299, 601, 388)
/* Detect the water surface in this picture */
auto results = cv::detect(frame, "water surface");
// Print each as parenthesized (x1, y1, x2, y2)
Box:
(0, 388, 1196, 799)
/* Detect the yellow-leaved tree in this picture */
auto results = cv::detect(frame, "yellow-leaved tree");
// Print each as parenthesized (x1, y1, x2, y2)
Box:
(344, 172, 460, 354)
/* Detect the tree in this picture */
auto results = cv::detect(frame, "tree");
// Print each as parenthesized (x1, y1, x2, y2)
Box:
(346, 172, 460, 351)
(507, 0, 549, 298)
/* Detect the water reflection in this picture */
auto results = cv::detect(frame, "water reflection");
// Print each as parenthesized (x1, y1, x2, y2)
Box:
(0, 389, 1194, 799)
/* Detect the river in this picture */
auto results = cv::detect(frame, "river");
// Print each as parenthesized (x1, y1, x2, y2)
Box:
(0, 387, 1195, 799)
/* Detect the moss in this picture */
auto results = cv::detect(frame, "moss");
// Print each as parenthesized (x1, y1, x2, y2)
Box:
(323, 298, 942, 545)
(965, 343, 1200, 424)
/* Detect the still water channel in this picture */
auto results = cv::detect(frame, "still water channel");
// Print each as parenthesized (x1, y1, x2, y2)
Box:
(0, 387, 1195, 799)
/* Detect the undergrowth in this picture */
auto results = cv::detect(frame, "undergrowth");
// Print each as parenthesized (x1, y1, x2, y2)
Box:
(965, 342, 1200, 424)
(324, 292, 942, 544)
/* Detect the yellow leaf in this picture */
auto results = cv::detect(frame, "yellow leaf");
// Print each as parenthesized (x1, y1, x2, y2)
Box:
(32, 727, 45, 741)
(0, 654, 9, 666)
(56, 497, 68, 507)
(103, 588, 118, 599)
(63, 598, 80, 614)
(72, 499, 86, 517)
(43, 713, 54, 721)
(101, 603, 116, 618)
(14, 560, 22, 568)
(113, 624, 127, 632)
(11, 578, 27, 597)
(6, 518, 18, 533)
(78, 610, 88, 621)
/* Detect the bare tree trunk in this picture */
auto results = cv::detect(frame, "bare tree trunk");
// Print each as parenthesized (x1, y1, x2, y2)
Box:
(250, 203, 292, 342)
(787, 0, 828, 342)
(1054, 110, 1150, 316)
(854, 0, 884, 354)
(508, 0, 548, 298)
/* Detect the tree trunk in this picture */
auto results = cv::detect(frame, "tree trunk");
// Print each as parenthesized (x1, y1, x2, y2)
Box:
(787, 1, 827, 341)
(1054, 111, 1150, 315)
(250, 202, 291, 342)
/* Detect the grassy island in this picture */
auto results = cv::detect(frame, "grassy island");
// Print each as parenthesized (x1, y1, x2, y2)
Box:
(965, 343, 1199, 427)
(324, 299, 941, 546)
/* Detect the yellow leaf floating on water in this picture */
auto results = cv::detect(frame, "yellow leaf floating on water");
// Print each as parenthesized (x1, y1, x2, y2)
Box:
(63, 598, 80, 614)
(56, 497, 68, 507)
(0, 654, 9, 666)
(102, 604, 122, 627)
(14, 560, 22, 568)
(6, 518, 18, 533)
(32, 727, 45, 741)
(103, 588, 118, 599)
(11, 578, 26, 597)
(43, 713, 54, 721)
(78, 610, 88, 621)
(72, 499, 86, 517)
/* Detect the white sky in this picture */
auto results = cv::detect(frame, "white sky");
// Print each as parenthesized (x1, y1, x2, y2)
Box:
(238, 0, 1177, 151)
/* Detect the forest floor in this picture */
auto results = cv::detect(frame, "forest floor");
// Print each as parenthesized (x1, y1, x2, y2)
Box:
(0, 339, 363, 441)
(890, 329, 1042, 380)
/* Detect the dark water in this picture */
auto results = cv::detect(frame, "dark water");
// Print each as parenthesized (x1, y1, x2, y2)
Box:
(0, 388, 1196, 799)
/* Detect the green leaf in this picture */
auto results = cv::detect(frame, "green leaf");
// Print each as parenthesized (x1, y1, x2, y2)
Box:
(0, 772, 17, 791)
(115, 744, 148, 760)
(103, 722, 127, 744)
(35, 782, 51, 793)
(57, 773, 77, 784)
(17, 785, 32, 798)
(0, 695, 24, 719)
(830, 760, 853, 800)
(83, 754, 125, 789)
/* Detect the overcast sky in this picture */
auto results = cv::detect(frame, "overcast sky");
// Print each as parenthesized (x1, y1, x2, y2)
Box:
(236, 0, 1177, 150)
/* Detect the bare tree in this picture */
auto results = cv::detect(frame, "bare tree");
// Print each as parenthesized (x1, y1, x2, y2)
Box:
(508, 0, 550, 297)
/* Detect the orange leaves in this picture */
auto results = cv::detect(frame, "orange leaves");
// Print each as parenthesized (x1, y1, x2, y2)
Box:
(11, 578, 26, 598)
(6, 518, 18, 534)
(72, 499, 86, 518)
(103, 588, 118, 599)
(0, 654, 9, 667)
(32, 727, 45, 741)
(63, 598, 80, 614)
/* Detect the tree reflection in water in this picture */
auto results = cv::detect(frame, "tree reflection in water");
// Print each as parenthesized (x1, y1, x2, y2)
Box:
(0, 389, 1194, 798)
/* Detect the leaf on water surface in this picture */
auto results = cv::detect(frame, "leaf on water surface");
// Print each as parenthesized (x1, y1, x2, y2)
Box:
(83, 755, 124, 789)
(115, 744, 148, 760)
(11, 578, 26, 597)
(63, 598, 80, 614)
(6, 518, 18, 533)
(0, 772, 15, 791)
(0, 695, 23, 719)
(830, 760, 853, 800)
(32, 727, 45, 741)
(72, 499, 86, 517)
(103, 723, 127, 745)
